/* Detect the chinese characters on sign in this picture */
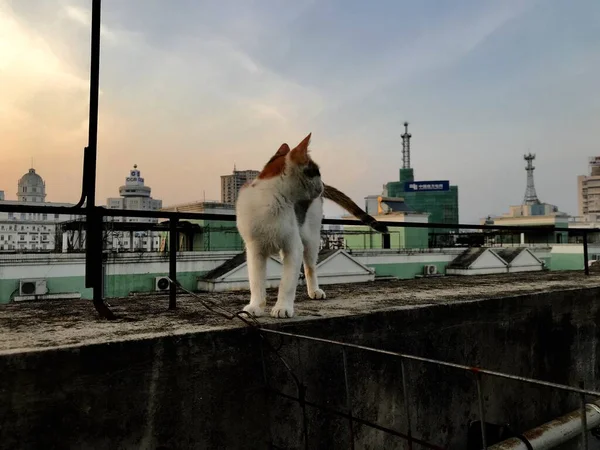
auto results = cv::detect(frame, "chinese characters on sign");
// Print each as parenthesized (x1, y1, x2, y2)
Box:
(404, 180, 450, 192)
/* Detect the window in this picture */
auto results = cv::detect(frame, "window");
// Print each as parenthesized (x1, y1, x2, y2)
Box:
(20, 236, 24, 241)
(8, 213, 13, 219)
(43, 213, 47, 220)
(8, 236, 12, 241)
(42, 235, 47, 241)
(42, 244, 47, 250)
(23, 187, 27, 193)
(54, 214, 59, 219)
(0, 235, 3, 240)
(33, 187, 37, 193)
(20, 213, 25, 220)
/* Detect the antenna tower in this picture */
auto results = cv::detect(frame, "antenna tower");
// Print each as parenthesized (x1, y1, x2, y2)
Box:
(523, 153, 541, 205)
(401, 121, 412, 169)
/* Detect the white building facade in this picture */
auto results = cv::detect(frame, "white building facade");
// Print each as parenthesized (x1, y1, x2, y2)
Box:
(0, 168, 81, 252)
(104, 165, 163, 251)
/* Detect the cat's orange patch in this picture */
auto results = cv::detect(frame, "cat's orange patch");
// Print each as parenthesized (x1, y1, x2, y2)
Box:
(258, 143, 290, 179)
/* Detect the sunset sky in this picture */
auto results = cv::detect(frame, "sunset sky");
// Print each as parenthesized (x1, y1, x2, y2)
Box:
(1, 0, 599, 222)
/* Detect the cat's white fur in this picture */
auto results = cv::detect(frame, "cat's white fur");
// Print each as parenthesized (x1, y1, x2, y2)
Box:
(235, 135, 325, 318)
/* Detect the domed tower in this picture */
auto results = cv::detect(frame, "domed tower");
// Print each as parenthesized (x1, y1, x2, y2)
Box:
(17, 168, 46, 203)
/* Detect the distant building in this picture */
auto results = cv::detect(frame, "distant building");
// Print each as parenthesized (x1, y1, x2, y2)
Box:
(220, 168, 259, 204)
(106, 165, 163, 223)
(160, 200, 241, 251)
(102, 165, 163, 251)
(0, 168, 81, 252)
(364, 123, 458, 246)
(345, 195, 430, 250)
(482, 154, 568, 245)
(577, 156, 600, 222)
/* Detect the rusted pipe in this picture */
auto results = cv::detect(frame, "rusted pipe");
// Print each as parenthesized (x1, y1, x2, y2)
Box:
(489, 400, 600, 450)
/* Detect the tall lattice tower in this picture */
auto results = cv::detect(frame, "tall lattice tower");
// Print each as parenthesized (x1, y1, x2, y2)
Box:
(523, 153, 541, 205)
(401, 121, 412, 169)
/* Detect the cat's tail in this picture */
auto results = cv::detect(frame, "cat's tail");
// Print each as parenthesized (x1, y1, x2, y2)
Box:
(323, 183, 389, 234)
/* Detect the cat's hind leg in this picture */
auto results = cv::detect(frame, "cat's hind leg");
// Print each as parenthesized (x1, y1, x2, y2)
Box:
(303, 233, 326, 300)
(242, 244, 268, 317)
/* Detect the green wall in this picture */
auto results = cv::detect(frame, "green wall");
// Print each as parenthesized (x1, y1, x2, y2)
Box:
(370, 261, 449, 279)
(550, 254, 584, 271)
(344, 226, 428, 249)
(0, 276, 92, 303)
(104, 271, 206, 299)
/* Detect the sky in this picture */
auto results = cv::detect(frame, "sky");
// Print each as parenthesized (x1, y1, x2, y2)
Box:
(1, 0, 599, 223)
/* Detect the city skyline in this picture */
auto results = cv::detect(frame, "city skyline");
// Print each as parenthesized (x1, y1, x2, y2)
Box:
(2, 0, 600, 222)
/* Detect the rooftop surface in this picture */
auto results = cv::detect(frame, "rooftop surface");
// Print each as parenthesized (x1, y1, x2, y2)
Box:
(2, 271, 599, 355)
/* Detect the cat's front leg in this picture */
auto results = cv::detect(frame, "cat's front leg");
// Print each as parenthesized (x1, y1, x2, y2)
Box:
(271, 238, 303, 318)
(242, 244, 267, 317)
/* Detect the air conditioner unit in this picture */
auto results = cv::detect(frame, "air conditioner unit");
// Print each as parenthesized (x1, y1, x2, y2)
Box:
(155, 276, 171, 292)
(19, 278, 48, 296)
(423, 265, 438, 276)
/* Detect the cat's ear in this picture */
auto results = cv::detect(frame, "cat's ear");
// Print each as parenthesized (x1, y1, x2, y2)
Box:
(275, 143, 290, 157)
(259, 143, 290, 179)
(290, 133, 311, 164)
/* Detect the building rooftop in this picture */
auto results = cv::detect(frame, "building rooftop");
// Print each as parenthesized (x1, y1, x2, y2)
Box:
(1, 271, 598, 355)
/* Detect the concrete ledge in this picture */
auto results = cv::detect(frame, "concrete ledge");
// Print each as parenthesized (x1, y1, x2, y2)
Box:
(1, 272, 600, 448)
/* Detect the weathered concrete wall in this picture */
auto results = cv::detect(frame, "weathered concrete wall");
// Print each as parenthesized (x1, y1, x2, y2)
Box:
(1, 286, 600, 449)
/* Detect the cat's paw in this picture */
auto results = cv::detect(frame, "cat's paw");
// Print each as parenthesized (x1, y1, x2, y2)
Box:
(270, 304, 294, 318)
(242, 304, 265, 317)
(308, 289, 326, 300)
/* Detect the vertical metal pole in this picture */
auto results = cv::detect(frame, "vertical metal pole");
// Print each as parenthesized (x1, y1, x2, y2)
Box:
(260, 337, 274, 448)
(583, 232, 590, 275)
(169, 218, 178, 309)
(383, 232, 390, 249)
(400, 359, 413, 450)
(84, 0, 114, 319)
(341, 349, 355, 450)
(580, 382, 589, 450)
(475, 373, 487, 449)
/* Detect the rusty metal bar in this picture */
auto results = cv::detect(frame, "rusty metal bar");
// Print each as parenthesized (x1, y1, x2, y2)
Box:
(581, 392, 589, 450)
(400, 359, 413, 450)
(0, 202, 588, 233)
(583, 232, 590, 276)
(476, 373, 488, 449)
(341, 349, 355, 450)
(169, 218, 178, 309)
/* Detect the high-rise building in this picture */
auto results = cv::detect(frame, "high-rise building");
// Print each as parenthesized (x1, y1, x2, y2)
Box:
(220, 169, 259, 204)
(381, 123, 459, 241)
(0, 167, 81, 252)
(578, 157, 600, 221)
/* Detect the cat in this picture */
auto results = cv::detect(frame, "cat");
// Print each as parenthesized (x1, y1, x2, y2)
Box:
(235, 133, 388, 318)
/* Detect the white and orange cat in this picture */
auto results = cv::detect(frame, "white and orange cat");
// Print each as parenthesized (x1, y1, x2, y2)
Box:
(236, 133, 387, 318)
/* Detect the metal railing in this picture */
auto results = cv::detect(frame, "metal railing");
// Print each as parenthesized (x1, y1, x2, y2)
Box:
(1, 201, 596, 317)
(256, 328, 600, 450)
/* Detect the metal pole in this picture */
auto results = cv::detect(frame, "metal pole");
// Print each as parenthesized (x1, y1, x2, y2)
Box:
(84, 0, 114, 319)
(476, 373, 487, 450)
(341, 349, 355, 450)
(583, 232, 590, 276)
(383, 233, 391, 249)
(169, 218, 178, 309)
(400, 359, 413, 450)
